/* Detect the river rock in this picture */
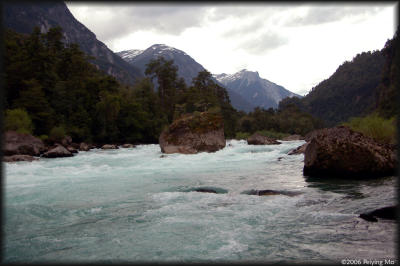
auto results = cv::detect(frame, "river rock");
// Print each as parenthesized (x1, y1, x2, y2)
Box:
(303, 126, 397, 178)
(244, 189, 302, 197)
(66, 146, 78, 153)
(194, 188, 218, 193)
(159, 111, 226, 154)
(101, 144, 119, 149)
(288, 143, 308, 155)
(359, 206, 397, 222)
(3, 154, 39, 162)
(61, 135, 72, 147)
(247, 133, 280, 145)
(282, 134, 304, 141)
(121, 143, 135, 148)
(79, 142, 90, 151)
(42, 145, 73, 158)
(3, 131, 46, 156)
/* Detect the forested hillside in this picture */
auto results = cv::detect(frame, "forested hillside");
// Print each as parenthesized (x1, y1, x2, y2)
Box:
(3, 27, 242, 143)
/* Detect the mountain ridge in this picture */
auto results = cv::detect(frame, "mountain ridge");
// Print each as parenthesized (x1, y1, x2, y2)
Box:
(3, 2, 142, 85)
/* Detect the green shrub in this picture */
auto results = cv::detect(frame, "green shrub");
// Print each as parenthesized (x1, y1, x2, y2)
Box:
(4, 108, 34, 134)
(235, 132, 250, 140)
(256, 130, 290, 140)
(49, 126, 66, 142)
(343, 113, 396, 144)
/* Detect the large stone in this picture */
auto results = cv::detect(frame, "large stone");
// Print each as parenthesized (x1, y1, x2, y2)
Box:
(288, 143, 308, 155)
(79, 142, 90, 151)
(121, 143, 135, 148)
(247, 133, 280, 145)
(42, 145, 73, 158)
(101, 144, 119, 149)
(303, 126, 397, 178)
(61, 135, 72, 147)
(159, 111, 226, 154)
(3, 131, 46, 156)
(359, 206, 397, 222)
(3, 154, 38, 162)
(282, 134, 304, 141)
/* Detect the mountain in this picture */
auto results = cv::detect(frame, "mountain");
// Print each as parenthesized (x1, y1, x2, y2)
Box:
(214, 69, 302, 110)
(117, 44, 255, 112)
(117, 44, 205, 86)
(3, 2, 142, 85)
(279, 50, 386, 126)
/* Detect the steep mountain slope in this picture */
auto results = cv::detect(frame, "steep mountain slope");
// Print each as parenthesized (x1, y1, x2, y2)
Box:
(214, 69, 301, 110)
(3, 2, 142, 85)
(279, 50, 386, 126)
(117, 44, 255, 112)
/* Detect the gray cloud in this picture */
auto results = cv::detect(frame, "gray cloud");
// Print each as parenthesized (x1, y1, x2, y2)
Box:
(67, 3, 209, 42)
(284, 5, 387, 26)
(237, 31, 288, 54)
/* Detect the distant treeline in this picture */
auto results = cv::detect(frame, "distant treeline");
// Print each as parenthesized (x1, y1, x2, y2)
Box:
(3, 26, 336, 144)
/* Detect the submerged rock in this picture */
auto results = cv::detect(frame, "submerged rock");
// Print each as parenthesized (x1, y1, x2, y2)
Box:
(247, 133, 280, 145)
(288, 143, 308, 155)
(159, 111, 226, 154)
(194, 188, 218, 193)
(359, 206, 397, 222)
(243, 189, 302, 197)
(3, 131, 46, 156)
(101, 144, 119, 149)
(303, 126, 397, 178)
(42, 145, 73, 158)
(3, 154, 39, 162)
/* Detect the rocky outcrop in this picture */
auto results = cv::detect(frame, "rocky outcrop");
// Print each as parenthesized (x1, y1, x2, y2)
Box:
(79, 142, 90, 151)
(303, 126, 397, 178)
(101, 144, 119, 149)
(3, 131, 46, 156)
(359, 206, 397, 222)
(3, 155, 39, 162)
(282, 134, 304, 141)
(42, 145, 73, 158)
(121, 144, 135, 148)
(247, 133, 280, 145)
(159, 111, 226, 154)
(288, 143, 308, 155)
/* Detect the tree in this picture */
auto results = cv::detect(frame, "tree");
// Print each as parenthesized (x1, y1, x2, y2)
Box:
(4, 108, 34, 134)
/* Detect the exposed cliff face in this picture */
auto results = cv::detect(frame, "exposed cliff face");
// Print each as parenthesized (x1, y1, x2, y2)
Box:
(3, 2, 142, 85)
(159, 112, 226, 154)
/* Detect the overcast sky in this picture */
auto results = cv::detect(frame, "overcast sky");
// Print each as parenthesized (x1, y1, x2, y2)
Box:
(66, 2, 397, 96)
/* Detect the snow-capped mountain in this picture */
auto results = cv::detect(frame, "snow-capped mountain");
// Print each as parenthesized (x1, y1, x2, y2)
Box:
(117, 49, 144, 61)
(117, 44, 255, 112)
(214, 69, 302, 109)
(117, 44, 205, 86)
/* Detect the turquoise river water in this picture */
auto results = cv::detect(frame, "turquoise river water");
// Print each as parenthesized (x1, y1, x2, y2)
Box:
(3, 140, 397, 263)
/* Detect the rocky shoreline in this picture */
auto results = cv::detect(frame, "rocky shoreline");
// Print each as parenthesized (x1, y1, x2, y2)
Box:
(2, 130, 137, 162)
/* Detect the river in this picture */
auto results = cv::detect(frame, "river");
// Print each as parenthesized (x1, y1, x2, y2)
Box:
(3, 140, 397, 263)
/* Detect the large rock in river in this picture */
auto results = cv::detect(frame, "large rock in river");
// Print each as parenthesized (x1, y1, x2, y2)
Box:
(247, 133, 280, 145)
(159, 111, 226, 154)
(303, 126, 397, 178)
(42, 145, 73, 158)
(3, 131, 46, 156)
(3, 154, 39, 162)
